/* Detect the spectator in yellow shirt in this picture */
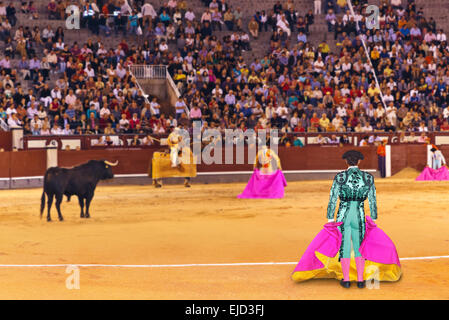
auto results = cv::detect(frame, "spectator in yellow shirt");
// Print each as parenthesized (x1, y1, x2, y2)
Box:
(319, 113, 330, 131)
(367, 83, 380, 97)
(173, 69, 186, 82)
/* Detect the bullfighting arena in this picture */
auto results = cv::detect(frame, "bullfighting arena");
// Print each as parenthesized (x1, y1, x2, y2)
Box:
(0, 169, 448, 300)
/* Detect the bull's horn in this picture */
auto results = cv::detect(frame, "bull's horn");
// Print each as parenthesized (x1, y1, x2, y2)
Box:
(104, 160, 119, 166)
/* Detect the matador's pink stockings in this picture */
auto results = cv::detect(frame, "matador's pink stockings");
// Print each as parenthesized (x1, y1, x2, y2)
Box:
(355, 257, 365, 281)
(341, 257, 365, 281)
(340, 258, 350, 281)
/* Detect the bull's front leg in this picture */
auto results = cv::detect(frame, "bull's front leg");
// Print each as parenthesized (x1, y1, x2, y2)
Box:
(78, 196, 85, 218)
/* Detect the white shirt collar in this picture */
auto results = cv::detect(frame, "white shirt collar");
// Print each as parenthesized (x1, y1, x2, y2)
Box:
(347, 166, 359, 169)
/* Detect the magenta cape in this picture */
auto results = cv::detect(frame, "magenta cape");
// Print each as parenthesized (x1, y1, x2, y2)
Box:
(416, 166, 449, 181)
(292, 216, 402, 282)
(237, 169, 287, 199)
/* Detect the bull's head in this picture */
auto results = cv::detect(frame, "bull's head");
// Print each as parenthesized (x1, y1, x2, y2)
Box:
(102, 160, 118, 179)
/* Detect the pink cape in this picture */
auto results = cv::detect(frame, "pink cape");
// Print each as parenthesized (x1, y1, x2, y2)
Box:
(237, 169, 287, 199)
(416, 166, 449, 181)
(293, 216, 401, 273)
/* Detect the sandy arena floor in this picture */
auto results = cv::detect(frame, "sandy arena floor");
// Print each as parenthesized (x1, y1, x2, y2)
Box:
(0, 170, 448, 299)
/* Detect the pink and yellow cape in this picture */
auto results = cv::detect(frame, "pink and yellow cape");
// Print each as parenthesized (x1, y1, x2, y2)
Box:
(292, 216, 402, 282)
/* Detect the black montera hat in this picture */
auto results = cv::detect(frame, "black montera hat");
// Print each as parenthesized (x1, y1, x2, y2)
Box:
(342, 150, 364, 161)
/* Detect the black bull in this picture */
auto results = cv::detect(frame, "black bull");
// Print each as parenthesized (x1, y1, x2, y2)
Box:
(40, 160, 118, 221)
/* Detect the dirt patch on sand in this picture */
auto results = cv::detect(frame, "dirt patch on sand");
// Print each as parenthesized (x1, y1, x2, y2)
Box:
(390, 167, 420, 180)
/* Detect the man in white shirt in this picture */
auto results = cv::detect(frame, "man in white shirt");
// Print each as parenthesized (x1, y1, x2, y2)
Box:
(175, 98, 187, 120)
(362, 122, 373, 132)
(51, 86, 62, 100)
(120, 0, 131, 15)
(391, 0, 402, 9)
(314, 0, 321, 15)
(115, 63, 126, 79)
(118, 114, 129, 131)
(436, 29, 447, 43)
(6, 104, 16, 117)
(150, 97, 161, 117)
(159, 40, 168, 52)
(313, 56, 325, 74)
(276, 104, 289, 123)
(27, 104, 39, 119)
(30, 115, 42, 129)
(51, 124, 63, 135)
(336, 105, 347, 118)
(332, 114, 344, 130)
(65, 89, 77, 106)
(443, 106, 449, 119)
(276, 15, 291, 37)
(99, 106, 111, 119)
(84, 64, 95, 78)
(141, 2, 157, 27)
(7, 113, 21, 128)
(185, 8, 195, 22)
(385, 102, 397, 125)
(212, 85, 223, 98)
(340, 83, 350, 97)
(0, 2, 6, 16)
(383, 91, 394, 104)
(62, 124, 73, 135)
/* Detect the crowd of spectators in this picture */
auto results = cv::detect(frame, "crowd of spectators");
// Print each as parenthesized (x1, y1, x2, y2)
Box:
(0, 0, 448, 148)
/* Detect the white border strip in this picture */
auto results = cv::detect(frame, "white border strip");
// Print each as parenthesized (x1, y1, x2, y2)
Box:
(6, 170, 378, 180)
(0, 255, 447, 268)
(11, 176, 43, 181)
(197, 170, 378, 175)
(385, 145, 391, 178)
(114, 174, 148, 178)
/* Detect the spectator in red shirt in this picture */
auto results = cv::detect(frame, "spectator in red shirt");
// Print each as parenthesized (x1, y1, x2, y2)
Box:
(129, 113, 140, 130)
(309, 112, 320, 131)
(441, 120, 449, 132)
(294, 122, 305, 132)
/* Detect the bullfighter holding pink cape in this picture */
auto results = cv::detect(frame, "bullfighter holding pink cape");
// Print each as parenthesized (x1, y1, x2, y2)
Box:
(416, 145, 449, 181)
(292, 150, 401, 288)
(237, 146, 287, 199)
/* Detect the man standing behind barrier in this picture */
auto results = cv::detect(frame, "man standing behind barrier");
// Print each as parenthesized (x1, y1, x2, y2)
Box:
(376, 139, 387, 178)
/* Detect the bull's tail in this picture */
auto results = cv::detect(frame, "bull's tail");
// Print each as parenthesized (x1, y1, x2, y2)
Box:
(40, 191, 45, 219)
(40, 170, 48, 219)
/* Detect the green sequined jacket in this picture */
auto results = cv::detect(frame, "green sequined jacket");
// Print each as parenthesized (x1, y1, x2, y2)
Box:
(326, 167, 378, 246)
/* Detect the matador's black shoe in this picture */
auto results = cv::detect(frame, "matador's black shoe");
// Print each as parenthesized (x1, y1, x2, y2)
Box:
(340, 280, 351, 288)
(357, 281, 366, 289)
